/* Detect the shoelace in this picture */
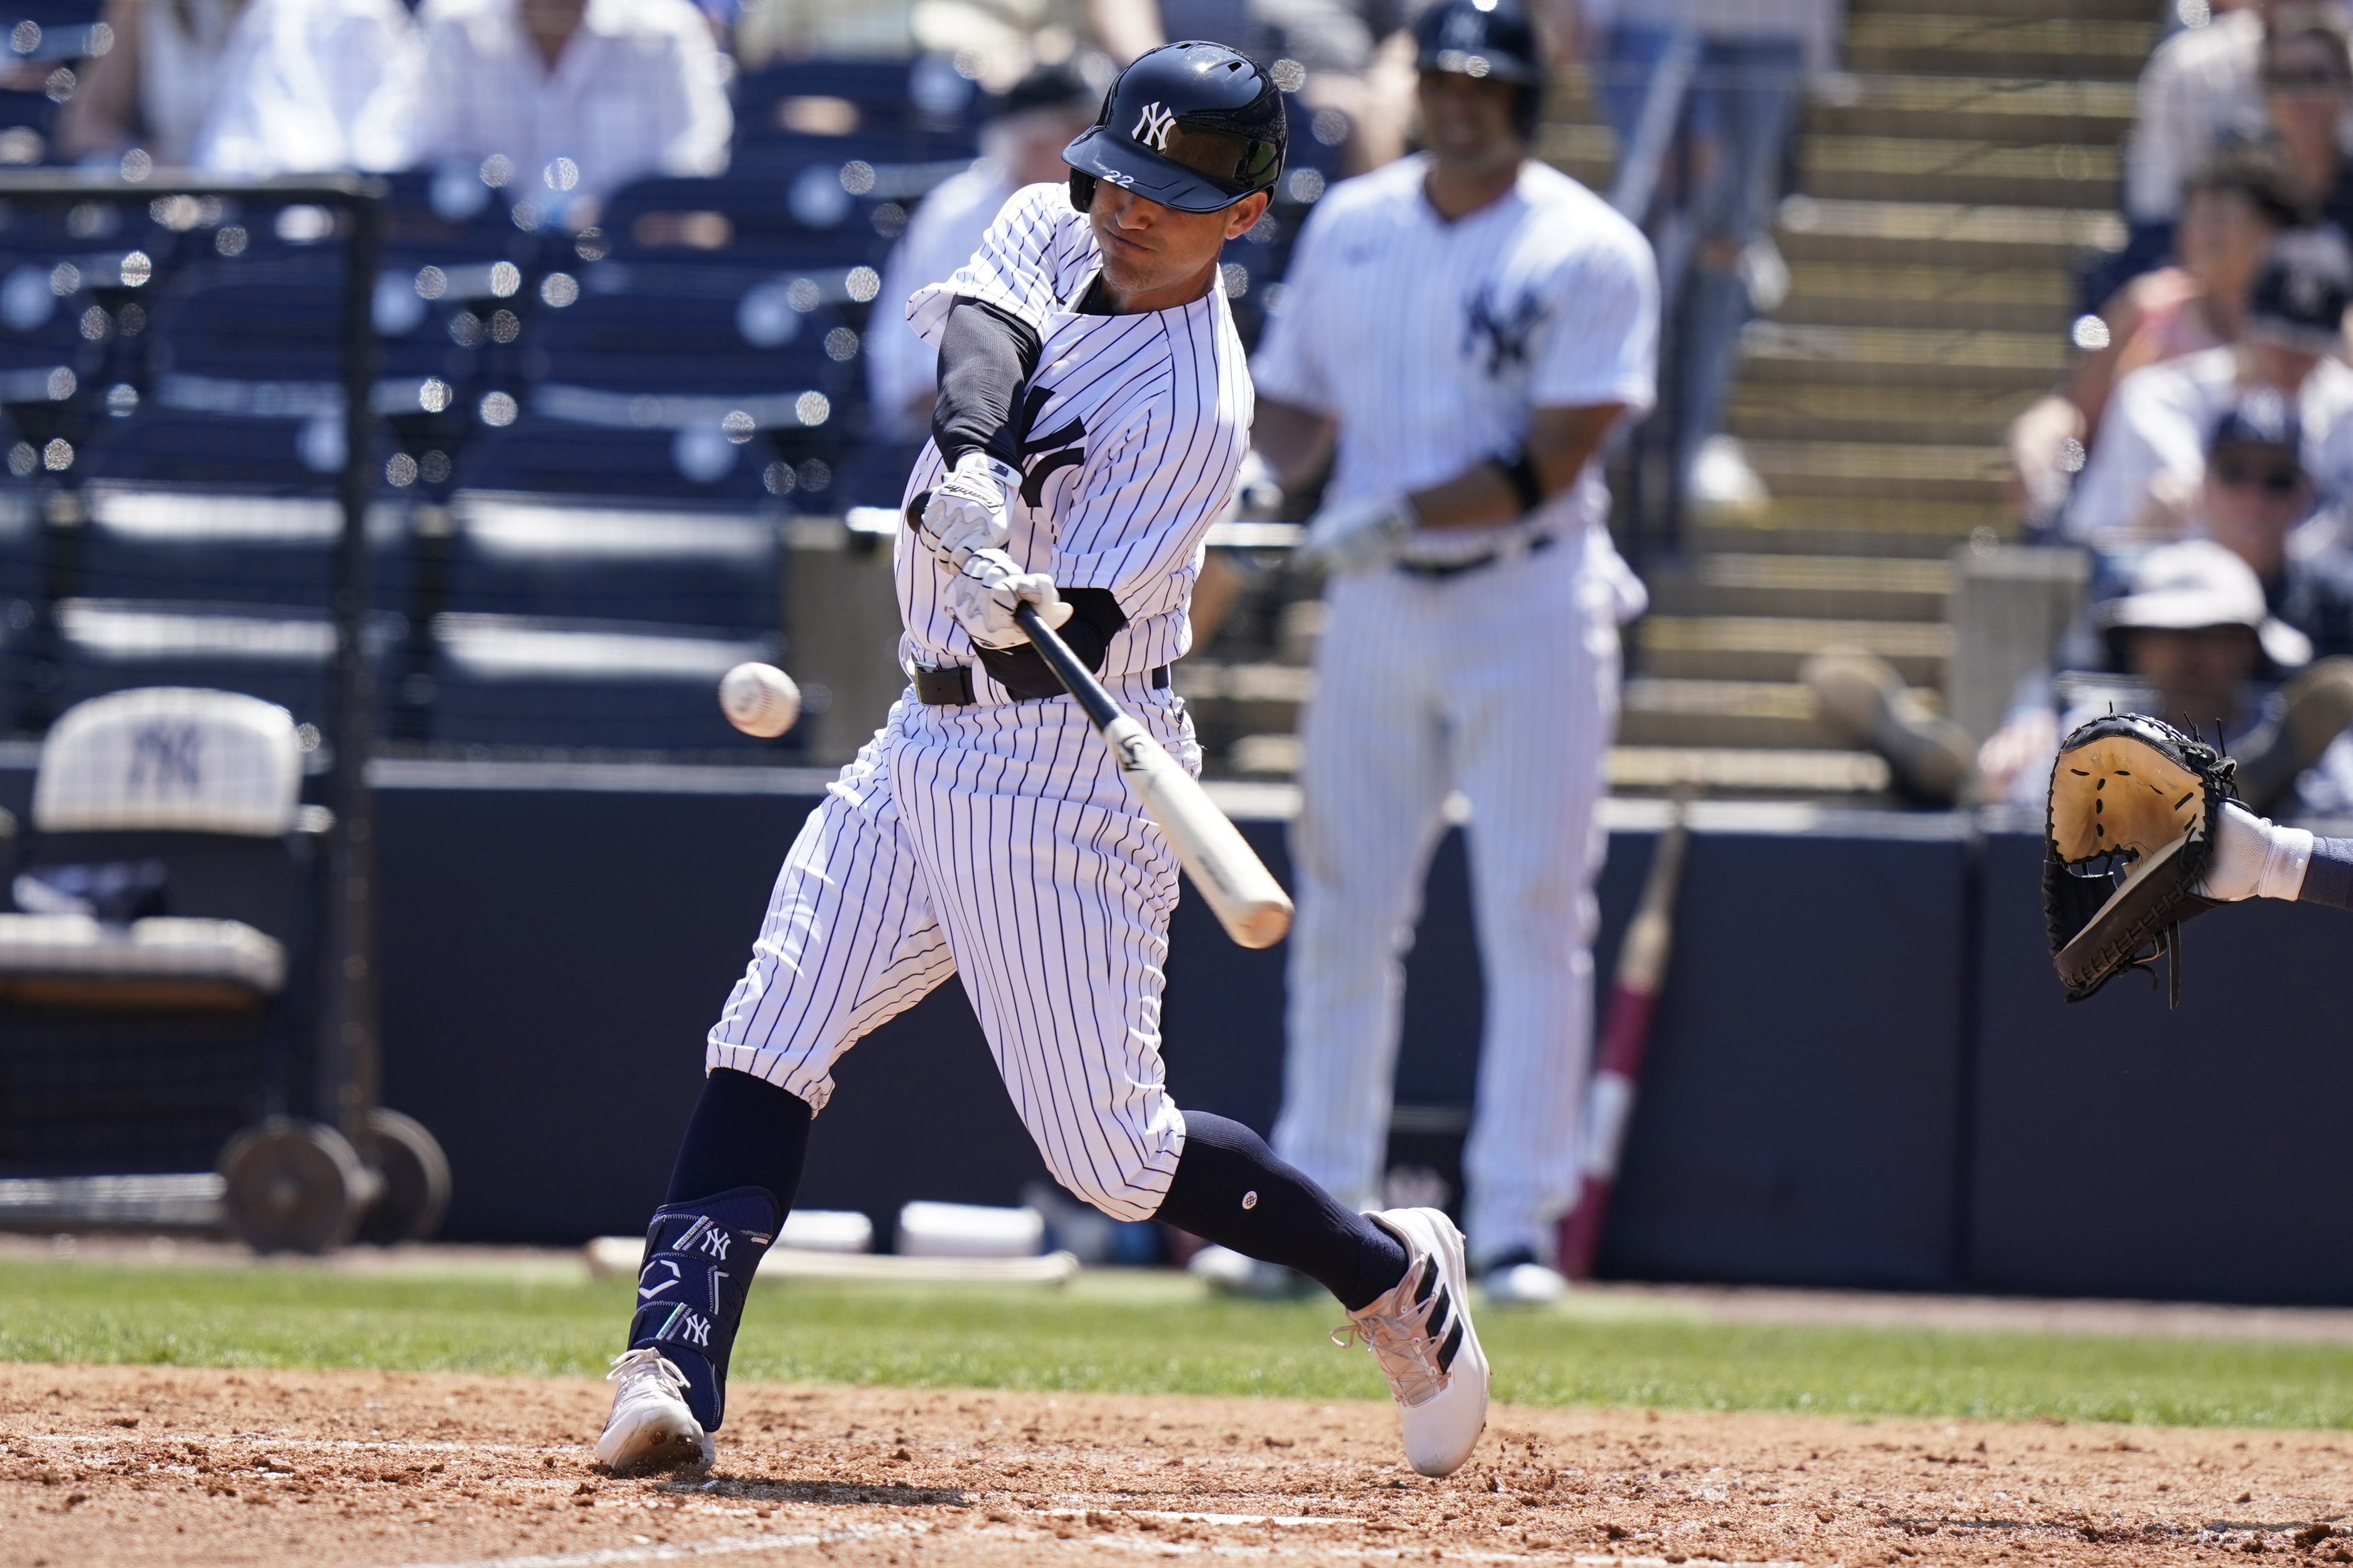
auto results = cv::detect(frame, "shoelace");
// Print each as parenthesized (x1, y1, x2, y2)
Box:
(605, 1346, 689, 1396)
(1329, 1256, 1458, 1410)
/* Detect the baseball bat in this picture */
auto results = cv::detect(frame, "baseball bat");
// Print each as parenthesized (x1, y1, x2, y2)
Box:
(1014, 603, 1293, 949)
(1557, 784, 1695, 1281)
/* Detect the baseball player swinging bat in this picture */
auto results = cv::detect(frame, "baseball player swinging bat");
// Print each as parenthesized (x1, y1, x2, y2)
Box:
(1012, 602, 1293, 950)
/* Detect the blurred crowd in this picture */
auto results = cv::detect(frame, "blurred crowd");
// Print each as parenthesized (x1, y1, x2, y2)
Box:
(1805, 0, 2353, 823)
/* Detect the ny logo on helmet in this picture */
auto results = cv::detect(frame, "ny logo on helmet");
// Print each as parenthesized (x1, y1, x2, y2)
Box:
(1133, 101, 1176, 152)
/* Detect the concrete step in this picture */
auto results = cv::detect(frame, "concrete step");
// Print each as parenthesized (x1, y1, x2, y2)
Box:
(1175, 659, 1313, 737)
(1685, 512, 1995, 562)
(1739, 438, 2011, 505)
(1633, 614, 1953, 683)
(1726, 382, 2041, 445)
(1538, 122, 1614, 189)
(1739, 317, 2070, 391)
(1617, 674, 1950, 750)
(1842, 13, 2156, 80)
(1648, 551, 1955, 620)
(1689, 495, 2008, 553)
(1806, 74, 2136, 144)
(1848, 0, 2154, 21)
(1618, 676, 1836, 749)
(1775, 260, 2074, 332)
(1798, 133, 2119, 209)
(1606, 744, 1890, 796)
(1776, 195, 2126, 269)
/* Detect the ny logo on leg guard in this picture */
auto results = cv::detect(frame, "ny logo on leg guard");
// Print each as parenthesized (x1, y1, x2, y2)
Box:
(624, 1189, 778, 1432)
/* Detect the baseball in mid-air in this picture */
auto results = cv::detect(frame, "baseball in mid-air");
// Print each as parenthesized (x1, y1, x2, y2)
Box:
(718, 662, 801, 737)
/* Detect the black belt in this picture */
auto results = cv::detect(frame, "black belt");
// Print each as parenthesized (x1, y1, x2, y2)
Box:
(914, 662, 1170, 706)
(1394, 532, 1555, 580)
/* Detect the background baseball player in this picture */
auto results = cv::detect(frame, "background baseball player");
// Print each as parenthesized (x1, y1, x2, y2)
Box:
(1242, 0, 1658, 1305)
(594, 42, 1491, 1483)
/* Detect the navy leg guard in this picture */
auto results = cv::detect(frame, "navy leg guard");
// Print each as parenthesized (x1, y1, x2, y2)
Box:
(625, 1186, 778, 1432)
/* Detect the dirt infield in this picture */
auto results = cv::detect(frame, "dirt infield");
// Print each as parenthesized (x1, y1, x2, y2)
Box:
(3, 1364, 2350, 1567)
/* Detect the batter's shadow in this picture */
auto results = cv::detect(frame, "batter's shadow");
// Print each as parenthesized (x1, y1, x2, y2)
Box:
(661, 1475, 969, 1508)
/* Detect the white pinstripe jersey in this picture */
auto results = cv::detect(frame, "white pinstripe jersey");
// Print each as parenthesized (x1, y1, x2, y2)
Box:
(896, 183, 1253, 696)
(1250, 155, 1658, 567)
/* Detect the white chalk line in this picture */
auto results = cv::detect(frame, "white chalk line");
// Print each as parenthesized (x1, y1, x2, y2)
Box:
(9, 1431, 571, 1456)
(382, 1520, 926, 1568)
(372, 1504, 1815, 1568)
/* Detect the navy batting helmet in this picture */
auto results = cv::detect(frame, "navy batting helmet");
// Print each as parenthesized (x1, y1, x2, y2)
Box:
(1413, 0, 1549, 141)
(1064, 41, 1286, 214)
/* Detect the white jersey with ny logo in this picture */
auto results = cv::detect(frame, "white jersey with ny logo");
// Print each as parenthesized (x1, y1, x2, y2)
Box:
(898, 181, 1253, 694)
(1250, 155, 1657, 566)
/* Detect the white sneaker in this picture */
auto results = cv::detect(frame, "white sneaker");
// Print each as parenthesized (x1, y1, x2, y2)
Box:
(596, 1347, 713, 1474)
(1483, 1260, 1568, 1306)
(1332, 1208, 1489, 1478)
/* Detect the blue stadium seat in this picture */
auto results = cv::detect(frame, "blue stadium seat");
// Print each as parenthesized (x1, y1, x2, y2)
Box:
(422, 609, 794, 754)
(734, 54, 986, 160)
(437, 492, 777, 632)
(66, 483, 411, 611)
(599, 172, 905, 270)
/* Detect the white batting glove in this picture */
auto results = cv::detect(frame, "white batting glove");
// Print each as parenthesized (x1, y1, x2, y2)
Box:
(1300, 493, 1418, 575)
(943, 547, 1074, 650)
(918, 452, 1019, 568)
(1227, 449, 1284, 521)
(2195, 800, 2316, 902)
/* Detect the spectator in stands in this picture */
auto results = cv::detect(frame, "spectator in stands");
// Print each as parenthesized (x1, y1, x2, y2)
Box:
(2009, 143, 2306, 531)
(1815, 398, 2353, 812)
(2121, 2, 2274, 271)
(2065, 228, 2353, 548)
(734, 0, 1064, 70)
(360, 0, 731, 219)
(2259, 6, 2353, 230)
(868, 63, 1098, 441)
(1087, 0, 1412, 169)
(56, 0, 251, 168)
(1972, 540, 2353, 817)
(1579, 0, 1842, 514)
(191, 0, 416, 176)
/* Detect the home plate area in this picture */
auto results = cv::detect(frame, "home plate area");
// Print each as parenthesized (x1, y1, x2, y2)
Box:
(1, 1365, 2346, 1566)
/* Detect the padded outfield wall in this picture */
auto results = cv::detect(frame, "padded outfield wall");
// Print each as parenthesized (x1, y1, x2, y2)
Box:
(4, 756, 2350, 1305)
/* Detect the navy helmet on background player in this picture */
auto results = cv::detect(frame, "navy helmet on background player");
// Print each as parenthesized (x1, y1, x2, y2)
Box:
(1412, 0, 1549, 141)
(1063, 41, 1286, 214)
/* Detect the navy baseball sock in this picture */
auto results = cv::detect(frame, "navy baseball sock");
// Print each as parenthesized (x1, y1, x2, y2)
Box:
(626, 1071, 813, 1432)
(665, 1067, 812, 1207)
(1154, 1111, 1408, 1312)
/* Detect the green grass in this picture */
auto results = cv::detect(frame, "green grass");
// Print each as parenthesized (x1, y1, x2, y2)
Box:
(6, 1261, 2353, 1430)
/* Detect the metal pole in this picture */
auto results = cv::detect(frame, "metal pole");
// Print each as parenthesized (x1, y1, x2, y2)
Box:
(322, 185, 384, 1144)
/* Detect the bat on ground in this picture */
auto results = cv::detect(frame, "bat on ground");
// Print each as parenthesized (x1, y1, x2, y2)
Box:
(1557, 783, 1695, 1280)
(1014, 603, 1293, 949)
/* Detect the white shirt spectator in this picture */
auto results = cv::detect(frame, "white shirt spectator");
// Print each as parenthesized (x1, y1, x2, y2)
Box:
(1250, 154, 1657, 567)
(359, 0, 730, 207)
(2067, 345, 2353, 546)
(1576, 0, 1843, 76)
(193, 0, 415, 175)
(869, 162, 1015, 441)
(2125, 7, 2265, 224)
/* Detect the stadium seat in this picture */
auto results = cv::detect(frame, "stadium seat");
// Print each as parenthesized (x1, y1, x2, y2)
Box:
(734, 54, 986, 161)
(421, 609, 792, 754)
(0, 687, 326, 1173)
(438, 491, 777, 631)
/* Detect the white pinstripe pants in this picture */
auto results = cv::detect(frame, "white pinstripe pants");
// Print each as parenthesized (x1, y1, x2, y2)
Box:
(1274, 536, 1620, 1265)
(707, 684, 1198, 1222)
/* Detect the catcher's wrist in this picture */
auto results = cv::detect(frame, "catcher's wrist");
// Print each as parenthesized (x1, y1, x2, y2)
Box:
(2258, 823, 2315, 900)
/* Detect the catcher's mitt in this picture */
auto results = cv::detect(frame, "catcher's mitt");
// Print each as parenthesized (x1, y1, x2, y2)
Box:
(2044, 714, 2235, 1006)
